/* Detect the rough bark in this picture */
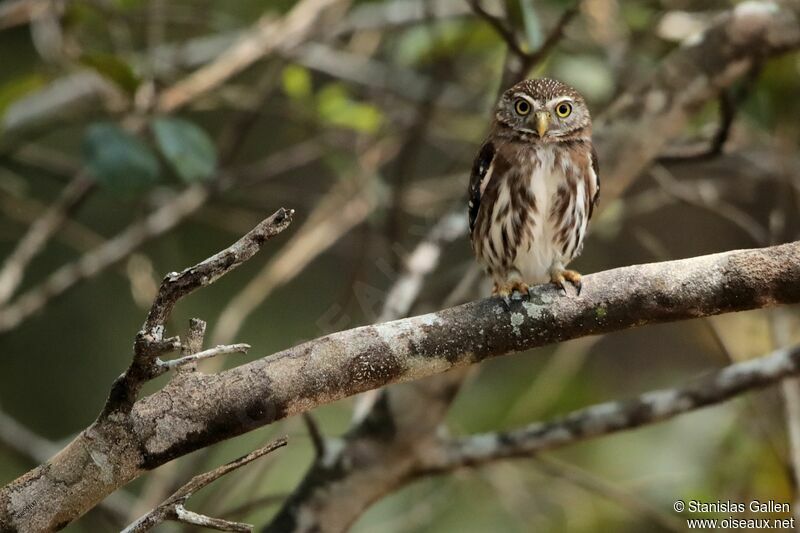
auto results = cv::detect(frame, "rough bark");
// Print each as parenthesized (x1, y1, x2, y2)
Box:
(1, 240, 799, 531)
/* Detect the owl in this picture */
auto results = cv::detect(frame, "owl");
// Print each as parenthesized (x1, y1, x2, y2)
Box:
(468, 78, 599, 304)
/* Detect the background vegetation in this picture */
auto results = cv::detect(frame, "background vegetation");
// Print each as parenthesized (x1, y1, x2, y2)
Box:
(0, 0, 799, 531)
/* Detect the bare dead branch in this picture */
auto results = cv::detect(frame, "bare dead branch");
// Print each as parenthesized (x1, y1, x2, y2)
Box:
(101, 207, 293, 416)
(159, 344, 251, 372)
(0, 406, 138, 526)
(122, 437, 287, 533)
(419, 345, 800, 472)
(143, 207, 294, 331)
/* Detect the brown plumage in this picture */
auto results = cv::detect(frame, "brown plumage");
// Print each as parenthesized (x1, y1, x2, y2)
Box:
(468, 78, 599, 301)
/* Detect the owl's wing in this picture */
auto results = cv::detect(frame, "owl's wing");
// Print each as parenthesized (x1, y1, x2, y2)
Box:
(468, 141, 496, 234)
(588, 146, 600, 220)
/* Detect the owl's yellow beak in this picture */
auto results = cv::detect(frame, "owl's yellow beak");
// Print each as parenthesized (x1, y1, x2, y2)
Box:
(535, 111, 551, 137)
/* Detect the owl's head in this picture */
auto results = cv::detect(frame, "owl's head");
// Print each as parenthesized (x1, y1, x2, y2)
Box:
(495, 78, 591, 142)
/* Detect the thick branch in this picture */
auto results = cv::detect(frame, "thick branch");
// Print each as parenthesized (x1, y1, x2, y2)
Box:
(2, 241, 799, 531)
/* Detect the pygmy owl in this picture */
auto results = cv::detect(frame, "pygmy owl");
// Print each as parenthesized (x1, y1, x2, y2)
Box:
(468, 78, 599, 304)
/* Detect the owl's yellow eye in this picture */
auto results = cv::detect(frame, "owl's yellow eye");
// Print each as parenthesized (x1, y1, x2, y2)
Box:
(514, 99, 531, 116)
(556, 102, 572, 118)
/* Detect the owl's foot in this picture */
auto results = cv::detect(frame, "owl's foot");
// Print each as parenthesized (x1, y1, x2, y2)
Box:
(550, 269, 582, 296)
(493, 282, 513, 309)
(493, 280, 532, 309)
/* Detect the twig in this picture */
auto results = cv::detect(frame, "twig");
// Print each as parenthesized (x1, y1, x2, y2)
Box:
(156, 0, 346, 113)
(102, 207, 294, 416)
(467, 0, 526, 57)
(468, 1, 579, 88)
(122, 437, 288, 533)
(302, 413, 326, 459)
(0, 173, 94, 306)
(420, 345, 800, 472)
(143, 207, 293, 331)
(524, 7, 579, 68)
(0, 185, 210, 334)
(159, 344, 251, 372)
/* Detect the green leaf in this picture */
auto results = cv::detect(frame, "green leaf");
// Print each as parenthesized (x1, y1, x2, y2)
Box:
(79, 53, 140, 94)
(0, 74, 46, 119)
(83, 122, 160, 194)
(152, 117, 217, 183)
(317, 84, 382, 134)
(282, 65, 312, 100)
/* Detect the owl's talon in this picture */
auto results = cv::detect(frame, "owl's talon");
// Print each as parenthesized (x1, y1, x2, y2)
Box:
(527, 286, 536, 299)
(493, 282, 514, 310)
(550, 269, 582, 296)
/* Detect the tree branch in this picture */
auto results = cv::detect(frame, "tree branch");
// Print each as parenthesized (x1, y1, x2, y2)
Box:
(122, 437, 287, 533)
(2, 239, 799, 531)
(419, 345, 800, 472)
(102, 207, 294, 416)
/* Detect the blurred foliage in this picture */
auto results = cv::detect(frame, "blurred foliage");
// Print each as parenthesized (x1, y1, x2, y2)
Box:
(0, 0, 799, 532)
(83, 122, 160, 193)
(151, 117, 218, 183)
(79, 53, 140, 94)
